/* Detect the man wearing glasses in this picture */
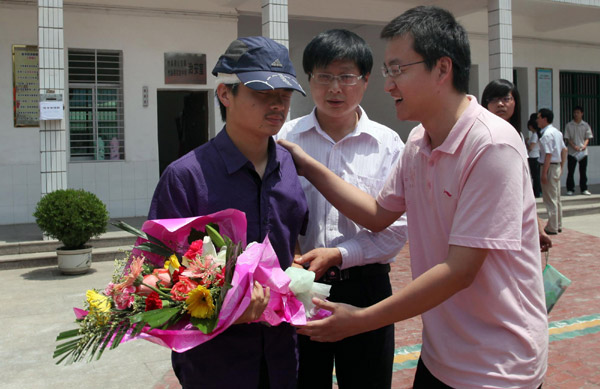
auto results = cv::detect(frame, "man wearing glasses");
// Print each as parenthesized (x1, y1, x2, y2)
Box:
(280, 6, 547, 388)
(277, 29, 407, 388)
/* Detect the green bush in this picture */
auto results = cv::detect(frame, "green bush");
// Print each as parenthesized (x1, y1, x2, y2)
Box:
(34, 189, 109, 249)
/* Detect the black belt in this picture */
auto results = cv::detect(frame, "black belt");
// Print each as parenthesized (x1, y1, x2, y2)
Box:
(550, 162, 560, 165)
(318, 263, 391, 284)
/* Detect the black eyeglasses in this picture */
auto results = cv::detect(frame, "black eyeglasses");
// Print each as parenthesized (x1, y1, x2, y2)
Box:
(381, 60, 425, 78)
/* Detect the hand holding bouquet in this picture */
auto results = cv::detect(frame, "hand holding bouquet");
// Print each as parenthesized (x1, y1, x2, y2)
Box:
(54, 209, 330, 365)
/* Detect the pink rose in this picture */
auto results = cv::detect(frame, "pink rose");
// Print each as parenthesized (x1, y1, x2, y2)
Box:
(137, 268, 172, 296)
(152, 268, 172, 288)
(170, 276, 199, 301)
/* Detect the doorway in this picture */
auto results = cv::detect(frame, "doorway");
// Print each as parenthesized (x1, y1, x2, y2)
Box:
(157, 90, 209, 176)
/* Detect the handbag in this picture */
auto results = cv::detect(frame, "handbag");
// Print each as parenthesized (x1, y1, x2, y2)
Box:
(542, 251, 572, 313)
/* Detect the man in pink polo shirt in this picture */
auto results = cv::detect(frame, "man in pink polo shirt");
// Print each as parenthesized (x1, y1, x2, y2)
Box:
(279, 5, 548, 388)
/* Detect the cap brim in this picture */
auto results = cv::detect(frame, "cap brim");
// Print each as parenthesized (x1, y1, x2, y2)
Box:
(237, 71, 306, 96)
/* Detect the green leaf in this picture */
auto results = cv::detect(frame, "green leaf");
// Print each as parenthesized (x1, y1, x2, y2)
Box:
(205, 224, 225, 249)
(134, 242, 174, 258)
(114, 220, 173, 252)
(112, 221, 149, 240)
(190, 315, 219, 334)
(56, 328, 80, 341)
(132, 307, 181, 329)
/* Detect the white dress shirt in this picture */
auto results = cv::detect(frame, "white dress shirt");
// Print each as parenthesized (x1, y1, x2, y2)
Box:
(538, 124, 566, 164)
(277, 107, 408, 269)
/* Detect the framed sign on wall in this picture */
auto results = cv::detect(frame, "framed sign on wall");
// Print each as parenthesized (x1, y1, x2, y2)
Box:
(536, 68, 553, 111)
(12, 45, 40, 127)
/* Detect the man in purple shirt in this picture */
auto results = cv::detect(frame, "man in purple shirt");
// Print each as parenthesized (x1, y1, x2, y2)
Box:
(148, 36, 309, 389)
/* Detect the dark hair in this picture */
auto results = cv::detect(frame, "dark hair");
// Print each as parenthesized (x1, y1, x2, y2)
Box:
(481, 79, 522, 133)
(380, 6, 471, 93)
(527, 119, 539, 133)
(303, 29, 373, 78)
(573, 105, 584, 113)
(538, 108, 554, 124)
(217, 83, 239, 121)
(528, 113, 539, 133)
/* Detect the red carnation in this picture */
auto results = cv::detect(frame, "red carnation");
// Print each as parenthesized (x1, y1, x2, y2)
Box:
(184, 240, 203, 260)
(145, 291, 163, 311)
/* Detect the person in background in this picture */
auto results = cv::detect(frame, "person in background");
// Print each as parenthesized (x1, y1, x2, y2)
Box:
(527, 114, 542, 198)
(281, 6, 548, 388)
(277, 29, 408, 389)
(482, 80, 552, 252)
(148, 36, 309, 389)
(537, 108, 567, 236)
(481, 78, 523, 143)
(565, 105, 594, 196)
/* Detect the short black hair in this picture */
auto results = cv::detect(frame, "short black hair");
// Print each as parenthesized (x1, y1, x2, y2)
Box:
(380, 6, 471, 94)
(573, 105, 584, 113)
(217, 83, 239, 121)
(302, 29, 373, 78)
(481, 79, 522, 133)
(539, 108, 554, 124)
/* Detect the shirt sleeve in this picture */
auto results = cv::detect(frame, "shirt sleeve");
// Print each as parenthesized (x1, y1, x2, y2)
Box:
(336, 214, 407, 269)
(336, 139, 408, 268)
(148, 165, 194, 219)
(449, 144, 523, 251)
(376, 150, 406, 213)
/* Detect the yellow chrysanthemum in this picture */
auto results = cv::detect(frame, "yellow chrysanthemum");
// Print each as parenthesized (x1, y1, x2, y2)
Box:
(86, 289, 111, 324)
(164, 255, 181, 270)
(185, 285, 215, 319)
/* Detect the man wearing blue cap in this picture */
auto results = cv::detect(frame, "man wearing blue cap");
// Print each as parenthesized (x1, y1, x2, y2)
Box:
(148, 36, 309, 389)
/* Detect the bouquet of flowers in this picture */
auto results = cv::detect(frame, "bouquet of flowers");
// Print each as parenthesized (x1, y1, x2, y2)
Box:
(54, 209, 330, 365)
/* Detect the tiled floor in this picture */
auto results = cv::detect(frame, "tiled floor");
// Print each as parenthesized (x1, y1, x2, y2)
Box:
(155, 226, 600, 388)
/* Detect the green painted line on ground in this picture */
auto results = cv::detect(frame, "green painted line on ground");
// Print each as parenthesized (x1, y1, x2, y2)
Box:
(390, 313, 600, 372)
(548, 313, 600, 328)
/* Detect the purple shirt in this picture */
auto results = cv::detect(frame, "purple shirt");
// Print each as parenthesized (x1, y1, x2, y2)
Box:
(149, 128, 308, 268)
(148, 128, 308, 388)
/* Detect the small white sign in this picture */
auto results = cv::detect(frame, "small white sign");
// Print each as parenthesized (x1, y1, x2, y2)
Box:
(39, 101, 64, 120)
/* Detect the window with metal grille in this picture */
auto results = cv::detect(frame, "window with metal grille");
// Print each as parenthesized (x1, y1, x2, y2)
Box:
(560, 71, 599, 146)
(68, 49, 124, 160)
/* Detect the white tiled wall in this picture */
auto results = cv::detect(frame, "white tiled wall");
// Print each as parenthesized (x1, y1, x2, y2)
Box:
(0, 164, 41, 224)
(0, 160, 158, 225)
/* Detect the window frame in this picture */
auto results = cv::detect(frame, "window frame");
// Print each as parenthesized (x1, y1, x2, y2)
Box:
(67, 48, 125, 161)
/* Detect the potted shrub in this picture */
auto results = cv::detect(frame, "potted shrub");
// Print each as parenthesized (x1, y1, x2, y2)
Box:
(34, 189, 109, 274)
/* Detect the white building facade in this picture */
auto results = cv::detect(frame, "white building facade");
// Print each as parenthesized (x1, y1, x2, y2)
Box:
(1, 0, 599, 225)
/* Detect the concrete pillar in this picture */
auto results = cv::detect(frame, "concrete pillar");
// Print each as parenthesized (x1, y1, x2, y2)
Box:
(38, 0, 67, 195)
(488, 0, 513, 82)
(261, 0, 289, 48)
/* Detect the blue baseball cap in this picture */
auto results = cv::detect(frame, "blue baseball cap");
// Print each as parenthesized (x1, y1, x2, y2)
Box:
(212, 36, 306, 96)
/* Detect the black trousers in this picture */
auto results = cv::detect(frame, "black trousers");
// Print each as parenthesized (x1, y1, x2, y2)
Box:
(413, 357, 543, 389)
(297, 271, 394, 389)
(528, 157, 542, 197)
(566, 155, 588, 192)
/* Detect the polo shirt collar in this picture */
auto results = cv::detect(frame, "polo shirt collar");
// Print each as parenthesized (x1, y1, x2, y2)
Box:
(213, 126, 280, 176)
(292, 106, 379, 143)
(415, 95, 480, 156)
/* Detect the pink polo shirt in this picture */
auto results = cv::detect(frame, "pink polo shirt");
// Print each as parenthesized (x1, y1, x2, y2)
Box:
(377, 96, 548, 388)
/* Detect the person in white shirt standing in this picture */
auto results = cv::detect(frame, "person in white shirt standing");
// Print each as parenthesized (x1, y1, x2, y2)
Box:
(565, 105, 594, 196)
(277, 29, 408, 389)
(537, 108, 567, 235)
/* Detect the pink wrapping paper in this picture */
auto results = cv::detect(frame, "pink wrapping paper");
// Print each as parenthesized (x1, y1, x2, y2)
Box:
(115, 209, 307, 352)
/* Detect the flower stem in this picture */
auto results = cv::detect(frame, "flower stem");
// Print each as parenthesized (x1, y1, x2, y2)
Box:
(141, 282, 171, 299)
